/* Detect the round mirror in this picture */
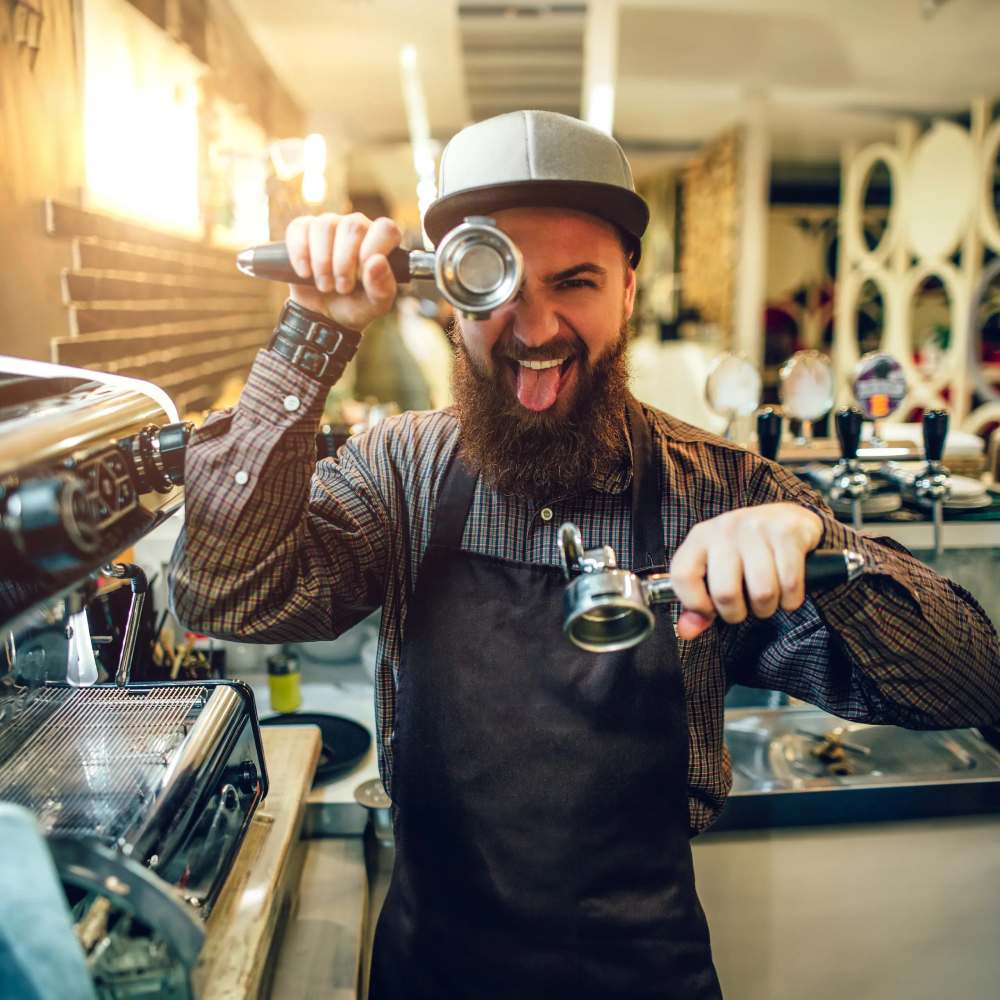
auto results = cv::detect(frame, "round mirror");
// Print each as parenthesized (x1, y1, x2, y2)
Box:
(908, 272, 953, 379)
(705, 352, 762, 418)
(906, 122, 977, 261)
(778, 350, 835, 422)
(852, 352, 907, 420)
(856, 278, 886, 356)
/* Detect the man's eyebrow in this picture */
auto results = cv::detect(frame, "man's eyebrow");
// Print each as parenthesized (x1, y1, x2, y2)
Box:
(542, 263, 607, 283)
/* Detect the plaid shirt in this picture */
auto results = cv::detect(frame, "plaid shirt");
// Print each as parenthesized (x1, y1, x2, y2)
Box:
(169, 349, 1000, 833)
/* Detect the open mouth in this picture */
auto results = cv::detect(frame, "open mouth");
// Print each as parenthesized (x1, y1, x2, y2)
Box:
(506, 356, 577, 412)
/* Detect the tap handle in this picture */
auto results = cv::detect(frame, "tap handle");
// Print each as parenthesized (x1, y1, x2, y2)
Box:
(756, 408, 783, 460)
(922, 409, 949, 464)
(835, 407, 864, 461)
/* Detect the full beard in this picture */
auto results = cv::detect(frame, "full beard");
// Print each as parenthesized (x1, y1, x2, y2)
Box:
(450, 320, 631, 499)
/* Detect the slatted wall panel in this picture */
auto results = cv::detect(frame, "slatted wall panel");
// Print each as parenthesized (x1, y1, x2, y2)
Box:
(46, 198, 274, 415)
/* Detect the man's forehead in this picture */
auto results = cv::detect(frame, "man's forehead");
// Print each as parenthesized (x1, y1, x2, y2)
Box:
(491, 206, 625, 262)
(493, 206, 620, 240)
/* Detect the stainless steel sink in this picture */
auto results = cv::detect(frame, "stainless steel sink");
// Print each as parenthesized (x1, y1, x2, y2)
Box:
(726, 707, 1000, 793)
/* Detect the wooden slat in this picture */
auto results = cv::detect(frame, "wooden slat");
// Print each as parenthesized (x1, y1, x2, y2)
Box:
(61, 267, 268, 303)
(73, 236, 246, 279)
(155, 347, 260, 390)
(51, 312, 273, 347)
(46, 198, 232, 259)
(54, 329, 266, 371)
(70, 300, 265, 335)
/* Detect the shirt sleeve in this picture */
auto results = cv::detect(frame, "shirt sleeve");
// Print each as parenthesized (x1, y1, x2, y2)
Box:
(168, 347, 390, 643)
(722, 457, 1000, 730)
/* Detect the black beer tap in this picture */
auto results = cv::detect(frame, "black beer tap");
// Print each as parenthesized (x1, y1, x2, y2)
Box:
(829, 407, 870, 532)
(756, 408, 783, 461)
(913, 409, 951, 558)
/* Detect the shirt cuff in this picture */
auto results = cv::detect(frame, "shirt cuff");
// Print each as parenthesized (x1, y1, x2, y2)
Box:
(238, 349, 340, 426)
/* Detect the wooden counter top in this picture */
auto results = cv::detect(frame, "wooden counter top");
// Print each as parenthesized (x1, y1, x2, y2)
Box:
(194, 725, 321, 1000)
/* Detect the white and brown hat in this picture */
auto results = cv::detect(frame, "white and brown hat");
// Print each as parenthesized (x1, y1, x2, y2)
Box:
(423, 110, 649, 266)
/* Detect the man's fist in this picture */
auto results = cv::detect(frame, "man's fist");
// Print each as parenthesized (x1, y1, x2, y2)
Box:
(669, 503, 824, 641)
(284, 212, 402, 332)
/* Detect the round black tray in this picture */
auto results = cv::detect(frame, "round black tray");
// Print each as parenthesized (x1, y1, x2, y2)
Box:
(260, 712, 371, 786)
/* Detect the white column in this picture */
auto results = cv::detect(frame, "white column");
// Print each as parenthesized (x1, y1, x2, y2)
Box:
(733, 92, 771, 366)
(581, 0, 619, 135)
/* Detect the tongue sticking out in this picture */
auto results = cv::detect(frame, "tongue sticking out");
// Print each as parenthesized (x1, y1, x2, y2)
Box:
(516, 364, 562, 412)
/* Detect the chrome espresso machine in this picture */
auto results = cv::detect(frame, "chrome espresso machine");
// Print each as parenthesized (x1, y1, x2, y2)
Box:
(0, 357, 268, 999)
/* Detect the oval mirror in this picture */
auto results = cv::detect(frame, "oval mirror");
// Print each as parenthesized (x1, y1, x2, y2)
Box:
(705, 352, 762, 418)
(778, 350, 835, 422)
(970, 257, 1000, 402)
(908, 272, 953, 379)
(983, 120, 1000, 251)
(905, 122, 977, 261)
(860, 159, 892, 255)
(852, 352, 907, 420)
(856, 278, 885, 356)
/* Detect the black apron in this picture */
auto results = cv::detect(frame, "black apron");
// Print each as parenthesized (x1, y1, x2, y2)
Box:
(369, 399, 721, 999)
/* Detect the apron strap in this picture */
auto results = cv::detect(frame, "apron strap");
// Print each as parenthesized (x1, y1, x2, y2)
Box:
(626, 397, 666, 571)
(432, 398, 665, 568)
(428, 437, 479, 552)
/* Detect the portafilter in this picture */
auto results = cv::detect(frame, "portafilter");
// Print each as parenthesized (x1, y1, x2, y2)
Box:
(559, 522, 865, 653)
(237, 215, 523, 320)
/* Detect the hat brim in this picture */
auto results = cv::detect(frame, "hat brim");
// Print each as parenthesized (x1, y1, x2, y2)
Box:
(423, 180, 649, 266)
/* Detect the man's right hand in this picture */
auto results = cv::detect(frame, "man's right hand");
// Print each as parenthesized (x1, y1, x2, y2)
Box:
(284, 212, 402, 332)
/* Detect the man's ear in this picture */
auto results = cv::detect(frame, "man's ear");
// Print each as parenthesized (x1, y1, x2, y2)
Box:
(623, 265, 637, 321)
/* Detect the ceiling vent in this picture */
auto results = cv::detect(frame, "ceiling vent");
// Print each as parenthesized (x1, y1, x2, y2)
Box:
(459, 3, 586, 121)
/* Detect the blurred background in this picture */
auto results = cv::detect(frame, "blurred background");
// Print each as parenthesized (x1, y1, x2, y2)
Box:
(3, 0, 999, 443)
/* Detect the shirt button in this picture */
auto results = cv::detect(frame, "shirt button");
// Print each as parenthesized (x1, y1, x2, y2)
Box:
(283, 394, 300, 412)
(234, 470, 249, 486)
(539, 507, 554, 523)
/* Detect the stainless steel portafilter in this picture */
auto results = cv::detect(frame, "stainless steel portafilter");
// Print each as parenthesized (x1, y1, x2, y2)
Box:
(558, 522, 865, 653)
(236, 215, 523, 320)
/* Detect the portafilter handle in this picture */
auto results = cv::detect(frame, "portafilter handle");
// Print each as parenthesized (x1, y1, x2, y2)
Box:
(641, 549, 865, 606)
(237, 216, 524, 320)
(756, 408, 783, 461)
(240, 240, 419, 285)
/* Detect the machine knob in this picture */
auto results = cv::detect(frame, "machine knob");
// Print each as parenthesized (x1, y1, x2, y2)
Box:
(156, 421, 192, 486)
(129, 421, 192, 493)
(922, 409, 949, 465)
(756, 408, 783, 461)
(2, 474, 100, 572)
(835, 407, 864, 461)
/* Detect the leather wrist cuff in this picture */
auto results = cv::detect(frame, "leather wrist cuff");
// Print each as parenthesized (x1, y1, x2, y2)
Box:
(267, 300, 361, 382)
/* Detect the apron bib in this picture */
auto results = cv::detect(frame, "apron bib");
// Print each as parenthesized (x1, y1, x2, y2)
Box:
(369, 399, 721, 999)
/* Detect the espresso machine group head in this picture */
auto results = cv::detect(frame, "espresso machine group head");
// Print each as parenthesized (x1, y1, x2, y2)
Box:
(237, 216, 524, 320)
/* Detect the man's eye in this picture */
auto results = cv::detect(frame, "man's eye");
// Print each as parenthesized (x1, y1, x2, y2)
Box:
(558, 278, 597, 290)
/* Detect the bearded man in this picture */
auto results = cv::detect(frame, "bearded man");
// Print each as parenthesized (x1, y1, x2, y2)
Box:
(169, 111, 999, 1000)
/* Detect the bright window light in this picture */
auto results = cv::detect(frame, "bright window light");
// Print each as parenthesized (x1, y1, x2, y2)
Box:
(82, 0, 203, 236)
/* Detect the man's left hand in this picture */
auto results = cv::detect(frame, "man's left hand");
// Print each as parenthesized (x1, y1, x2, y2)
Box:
(669, 503, 824, 641)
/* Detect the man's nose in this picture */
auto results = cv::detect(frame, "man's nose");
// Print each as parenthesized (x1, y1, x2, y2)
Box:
(511, 287, 560, 348)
